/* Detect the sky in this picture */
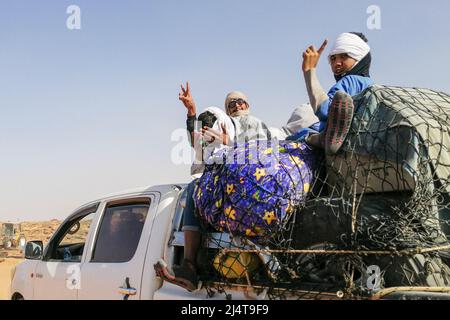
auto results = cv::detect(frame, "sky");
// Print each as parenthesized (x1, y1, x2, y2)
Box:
(0, 0, 449, 221)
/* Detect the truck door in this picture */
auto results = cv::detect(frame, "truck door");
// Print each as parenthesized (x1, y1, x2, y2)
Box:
(78, 195, 157, 300)
(33, 204, 98, 300)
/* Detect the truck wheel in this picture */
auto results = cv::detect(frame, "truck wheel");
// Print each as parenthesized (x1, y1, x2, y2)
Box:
(365, 253, 450, 287)
(5, 240, 12, 249)
(11, 293, 24, 300)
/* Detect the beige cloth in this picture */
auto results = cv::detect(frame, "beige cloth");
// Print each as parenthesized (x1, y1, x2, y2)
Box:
(363, 85, 450, 193)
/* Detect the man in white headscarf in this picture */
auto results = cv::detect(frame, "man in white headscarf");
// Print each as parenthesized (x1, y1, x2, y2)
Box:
(289, 32, 374, 154)
(159, 83, 271, 291)
(180, 83, 270, 149)
(190, 106, 235, 177)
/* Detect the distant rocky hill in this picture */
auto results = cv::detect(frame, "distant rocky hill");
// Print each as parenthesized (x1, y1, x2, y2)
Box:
(0, 220, 61, 259)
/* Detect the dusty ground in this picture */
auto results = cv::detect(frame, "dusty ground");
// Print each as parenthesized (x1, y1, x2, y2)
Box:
(0, 220, 61, 300)
(0, 258, 23, 300)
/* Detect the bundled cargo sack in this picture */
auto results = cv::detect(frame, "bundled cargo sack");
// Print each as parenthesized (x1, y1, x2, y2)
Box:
(194, 140, 322, 240)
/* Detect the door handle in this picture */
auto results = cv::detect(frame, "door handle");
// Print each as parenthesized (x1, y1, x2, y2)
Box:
(118, 277, 136, 299)
(118, 287, 137, 296)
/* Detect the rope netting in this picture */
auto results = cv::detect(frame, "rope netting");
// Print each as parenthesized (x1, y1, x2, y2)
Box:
(189, 85, 450, 299)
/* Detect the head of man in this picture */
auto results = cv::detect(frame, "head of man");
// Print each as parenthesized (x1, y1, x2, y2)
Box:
(328, 32, 371, 81)
(198, 110, 218, 130)
(225, 91, 250, 117)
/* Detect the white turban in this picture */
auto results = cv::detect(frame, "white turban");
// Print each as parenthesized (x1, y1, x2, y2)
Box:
(198, 106, 235, 167)
(202, 106, 235, 147)
(224, 91, 250, 116)
(328, 33, 370, 63)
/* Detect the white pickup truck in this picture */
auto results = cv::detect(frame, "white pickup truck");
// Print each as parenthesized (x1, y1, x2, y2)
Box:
(10, 182, 450, 301)
(11, 184, 270, 300)
(10, 86, 450, 300)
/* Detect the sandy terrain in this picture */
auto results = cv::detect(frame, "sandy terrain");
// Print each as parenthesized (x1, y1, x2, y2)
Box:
(0, 258, 23, 300)
(0, 220, 61, 300)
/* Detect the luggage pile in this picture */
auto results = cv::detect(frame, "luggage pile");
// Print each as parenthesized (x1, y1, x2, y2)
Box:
(196, 86, 450, 298)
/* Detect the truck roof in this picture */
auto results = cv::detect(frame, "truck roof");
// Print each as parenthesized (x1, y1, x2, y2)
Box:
(72, 183, 187, 213)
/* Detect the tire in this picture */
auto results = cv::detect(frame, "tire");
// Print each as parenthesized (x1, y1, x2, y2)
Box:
(292, 194, 450, 288)
(366, 253, 450, 287)
(11, 293, 24, 300)
(4, 240, 12, 249)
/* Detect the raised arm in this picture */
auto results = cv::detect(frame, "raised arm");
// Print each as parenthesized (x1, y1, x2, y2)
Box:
(179, 82, 197, 146)
(302, 40, 329, 112)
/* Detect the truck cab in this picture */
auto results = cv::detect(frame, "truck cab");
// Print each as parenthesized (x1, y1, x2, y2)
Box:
(11, 183, 279, 300)
(10, 182, 450, 300)
(11, 184, 183, 300)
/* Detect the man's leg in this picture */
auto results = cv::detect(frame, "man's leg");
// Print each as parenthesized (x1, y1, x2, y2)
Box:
(183, 230, 201, 267)
(159, 180, 201, 291)
(322, 91, 355, 155)
(155, 180, 202, 291)
(181, 180, 202, 267)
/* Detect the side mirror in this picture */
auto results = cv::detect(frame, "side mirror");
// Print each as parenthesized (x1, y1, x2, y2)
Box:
(68, 222, 80, 235)
(25, 241, 43, 260)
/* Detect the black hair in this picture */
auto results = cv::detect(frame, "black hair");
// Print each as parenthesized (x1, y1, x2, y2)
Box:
(334, 32, 372, 81)
(349, 32, 369, 43)
(197, 111, 217, 129)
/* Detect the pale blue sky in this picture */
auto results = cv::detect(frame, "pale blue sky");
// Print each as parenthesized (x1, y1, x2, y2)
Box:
(1, 0, 449, 221)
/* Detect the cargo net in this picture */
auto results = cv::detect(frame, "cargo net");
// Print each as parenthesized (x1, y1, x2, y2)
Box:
(193, 85, 450, 300)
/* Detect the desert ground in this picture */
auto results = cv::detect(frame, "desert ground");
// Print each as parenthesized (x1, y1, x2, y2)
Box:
(0, 220, 61, 300)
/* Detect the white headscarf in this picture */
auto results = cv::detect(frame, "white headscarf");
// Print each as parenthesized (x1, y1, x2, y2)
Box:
(202, 106, 235, 146)
(328, 32, 371, 63)
(191, 106, 235, 177)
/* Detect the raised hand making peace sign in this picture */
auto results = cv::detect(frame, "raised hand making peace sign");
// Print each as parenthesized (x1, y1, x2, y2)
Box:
(179, 81, 197, 116)
(302, 39, 328, 73)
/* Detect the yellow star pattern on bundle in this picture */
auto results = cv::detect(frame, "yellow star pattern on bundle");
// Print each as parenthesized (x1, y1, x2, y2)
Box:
(290, 156, 304, 167)
(253, 168, 266, 181)
(263, 211, 276, 225)
(226, 184, 235, 194)
(225, 206, 236, 220)
(304, 183, 310, 193)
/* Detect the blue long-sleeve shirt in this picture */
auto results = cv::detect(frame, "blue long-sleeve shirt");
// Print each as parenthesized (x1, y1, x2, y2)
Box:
(312, 75, 374, 131)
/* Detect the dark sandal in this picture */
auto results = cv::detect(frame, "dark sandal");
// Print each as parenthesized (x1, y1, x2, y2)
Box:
(154, 259, 198, 292)
(324, 91, 355, 155)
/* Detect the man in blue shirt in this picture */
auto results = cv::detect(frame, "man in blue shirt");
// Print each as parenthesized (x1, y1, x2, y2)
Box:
(290, 32, 374, 154)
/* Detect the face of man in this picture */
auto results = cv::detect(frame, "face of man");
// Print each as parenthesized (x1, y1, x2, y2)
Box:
(110, 213, 122, 234)
(330, 53, 357, 77)
(227, 98, 249, 115)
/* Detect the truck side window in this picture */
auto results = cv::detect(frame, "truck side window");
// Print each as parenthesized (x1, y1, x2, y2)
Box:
(52, 213, 95, 262)
(91, 201, 149, 263)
